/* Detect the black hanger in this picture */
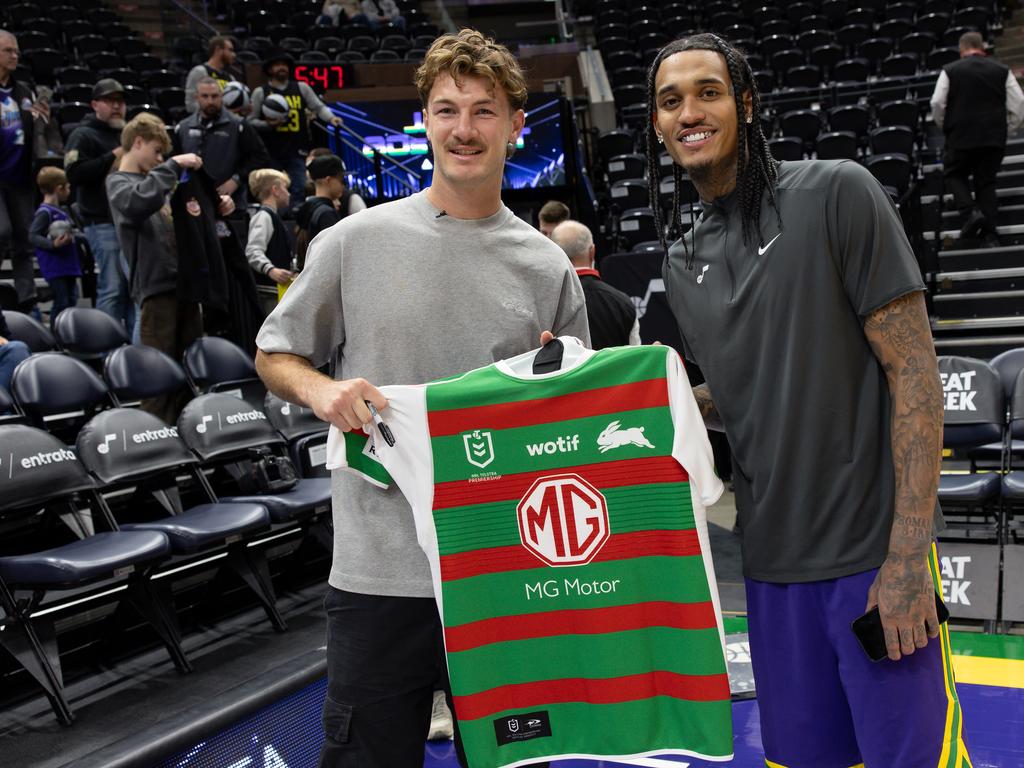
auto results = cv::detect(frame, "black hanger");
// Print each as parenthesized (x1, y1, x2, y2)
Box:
(533, 338, 564, 374)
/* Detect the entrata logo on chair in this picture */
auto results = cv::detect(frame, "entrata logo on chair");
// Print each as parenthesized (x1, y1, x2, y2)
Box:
(517, 474, 609, 566)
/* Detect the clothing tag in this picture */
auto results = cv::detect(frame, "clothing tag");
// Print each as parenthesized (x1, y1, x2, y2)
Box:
(493, 711, 552, 746)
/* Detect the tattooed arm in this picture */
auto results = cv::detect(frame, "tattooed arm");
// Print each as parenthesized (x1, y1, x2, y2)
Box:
(862, 291, 944, 661)
(692, 383, 725, 432)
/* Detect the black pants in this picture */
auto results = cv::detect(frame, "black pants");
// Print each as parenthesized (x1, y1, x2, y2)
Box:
(318, 588, 469, 768)
(943, 145, 1005, 227)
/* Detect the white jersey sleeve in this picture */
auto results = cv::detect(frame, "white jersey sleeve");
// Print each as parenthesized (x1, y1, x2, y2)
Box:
(666, 349, 724, 508)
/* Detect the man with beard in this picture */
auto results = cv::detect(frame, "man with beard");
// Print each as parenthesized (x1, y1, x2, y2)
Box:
(65, 78, 134, 335)
(249, 51, 343, 205)
(174, 77, 270, 202)
(648, 33, 970, 768)
(185, 35, 239, 114)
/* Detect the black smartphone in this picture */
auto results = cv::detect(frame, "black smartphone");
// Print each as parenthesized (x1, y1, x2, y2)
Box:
(851, 591, 951, 662)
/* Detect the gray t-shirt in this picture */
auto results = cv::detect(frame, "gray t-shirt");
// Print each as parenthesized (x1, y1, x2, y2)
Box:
(256, 190, 590, 597)
(664, 159, 938, 583)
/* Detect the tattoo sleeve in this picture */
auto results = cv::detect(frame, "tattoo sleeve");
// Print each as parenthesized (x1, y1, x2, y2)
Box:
(692, 383, 725, 432)
(863, 291, 943, 561)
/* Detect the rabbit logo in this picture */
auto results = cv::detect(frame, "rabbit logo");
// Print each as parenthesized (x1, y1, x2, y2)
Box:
(596, 420, 654, 453)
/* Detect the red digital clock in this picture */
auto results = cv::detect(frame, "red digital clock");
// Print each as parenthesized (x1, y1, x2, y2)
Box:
(293, 64, 349, 92)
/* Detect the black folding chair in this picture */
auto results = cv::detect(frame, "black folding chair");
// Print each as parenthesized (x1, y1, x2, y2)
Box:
(183, 335, 267, 409)
(52, 306, 130, 363)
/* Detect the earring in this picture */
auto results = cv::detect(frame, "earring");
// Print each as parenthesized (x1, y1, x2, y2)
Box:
(746, 116, 752, 124)
(656, 134, 664, 144)
(506, 141, 516, 159)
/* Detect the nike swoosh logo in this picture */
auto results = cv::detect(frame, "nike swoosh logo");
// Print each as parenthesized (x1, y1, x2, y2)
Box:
(758, 233, 781, 256)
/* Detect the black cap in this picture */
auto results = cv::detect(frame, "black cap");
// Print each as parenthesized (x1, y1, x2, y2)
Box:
(92, 78, 125, 99)
(262, 50, 295, 75)
(308, 154, 345, 180)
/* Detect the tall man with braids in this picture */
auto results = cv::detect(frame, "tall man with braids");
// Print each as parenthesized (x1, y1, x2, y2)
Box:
(647, 34, 970, 767)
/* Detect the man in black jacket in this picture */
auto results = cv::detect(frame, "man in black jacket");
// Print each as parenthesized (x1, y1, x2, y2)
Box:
(931, 31, 1024, 245)
(64, 79, 134, 334)
(174, 77, 270, 202)
(0, 30, 47, 314)
(551, 219, 639, 349)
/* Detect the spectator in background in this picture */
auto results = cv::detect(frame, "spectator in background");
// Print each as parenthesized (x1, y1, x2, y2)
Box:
(0, 309, 29, 395)
(184, 36, 238, 114)
(537, 199, 569, 237)
(551, 219, 639, 348)
(319, 0, 347, 26)
(106, 114, 206, 424)
(353, 0, 406, 30)
(65, 79, 134, 335)
(174, 77, 271, 202)
(0, 29, 47, 316)
(29, 167, 81, 329)
(246, 168, 295, 311)
(249, 52, 344, 206)
(931, 31, 1024, 247)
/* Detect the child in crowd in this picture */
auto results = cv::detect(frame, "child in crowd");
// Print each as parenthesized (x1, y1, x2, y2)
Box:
(106, 112, 207, 423)
(28, 167, 81, 328)
(246, 168, 295, 308)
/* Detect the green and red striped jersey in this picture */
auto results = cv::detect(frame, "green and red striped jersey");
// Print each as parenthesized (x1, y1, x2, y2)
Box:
(327, 340, 731, 767)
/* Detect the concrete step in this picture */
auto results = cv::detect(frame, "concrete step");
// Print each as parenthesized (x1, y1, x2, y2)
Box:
(932, 333, 1024, 358)
(932, 289, 1024, 319)
(931, 266, 1024, 295)
(938, 243, 1024, 271)
(932, 315, 1024, 331)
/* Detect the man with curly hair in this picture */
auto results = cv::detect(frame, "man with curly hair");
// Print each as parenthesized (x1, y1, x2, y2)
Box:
(255, 29, 588, 767)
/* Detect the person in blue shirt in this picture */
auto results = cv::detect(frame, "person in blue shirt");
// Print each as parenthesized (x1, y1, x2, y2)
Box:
(28, 167, 82, 329)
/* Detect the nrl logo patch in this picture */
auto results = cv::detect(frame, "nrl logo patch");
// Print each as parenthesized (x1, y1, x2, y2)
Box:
(462, 429, 494, 469)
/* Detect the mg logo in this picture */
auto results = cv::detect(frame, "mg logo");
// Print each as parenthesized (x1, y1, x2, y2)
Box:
(517, 474, 609, 566)
(463, 430, 494, 468)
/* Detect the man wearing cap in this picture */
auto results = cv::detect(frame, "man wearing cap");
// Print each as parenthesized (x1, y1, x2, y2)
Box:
(249, 51, 343, 205)
(299, 153, 367, 237)
(64, 78, 134, 334)
(174, 77, 270, 202)
(184, 35, 239, 114)
(0, 29, 48, 315)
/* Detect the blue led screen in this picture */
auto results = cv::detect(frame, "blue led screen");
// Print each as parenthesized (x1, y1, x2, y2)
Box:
(327, 95, 567, 199)
(158, 678, 327, 768)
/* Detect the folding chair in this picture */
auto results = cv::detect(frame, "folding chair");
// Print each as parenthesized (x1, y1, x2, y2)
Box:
(177, 395, 333, 550)
(937, 356, 1004, 538)
(76, 408, 284, 631)
(11, 352, 113, 442)
(2, 310, 56, 352)
(1003, 369, 1024, 542)
(183, 335, 266, 409)
(0, 424, 182, 725)
(265, 392, 329, 479)
(52, 306, 130, 363)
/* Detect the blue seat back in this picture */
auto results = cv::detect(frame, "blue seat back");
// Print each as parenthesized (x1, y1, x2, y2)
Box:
(183, 336, 257, 391)
(2, 310, 56, 352)
(1012, 368, 1024, 440)
(77, 408, 197, 484)
(938, 356, 1004, 448)
(103, 344, 188, 402)
(0, 424, 96, 511)
(53, 307, 129, 359)
(10, 352, 110, 418)
(177, 394, 284, 460)
(990, 347, 1024, 399)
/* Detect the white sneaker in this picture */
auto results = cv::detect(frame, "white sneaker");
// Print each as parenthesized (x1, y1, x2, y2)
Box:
(427, 689, 454, 740)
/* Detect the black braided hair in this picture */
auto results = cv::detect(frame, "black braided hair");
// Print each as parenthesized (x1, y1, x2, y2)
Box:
(645, 33, 780, 265)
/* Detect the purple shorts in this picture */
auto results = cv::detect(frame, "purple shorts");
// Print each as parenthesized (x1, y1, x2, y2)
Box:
(745, 545, 973, 768)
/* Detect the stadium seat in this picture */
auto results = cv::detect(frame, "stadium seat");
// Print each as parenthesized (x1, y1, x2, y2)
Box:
(605, 153, 645, 185)
(927, 47, 960, 70)
(598, 130, 635, 163)
(761, 34, 793, 59)
(177, 395, 332, 538)
(901, 31, 937, 58)
(918, 13, 951, 38)
(114, 37, 149, 57)
(349, 35, 379, 56)
(857, 37, 893, 72)
(609, 179, 650, 211)
(154, 87, 186, 114)
(52, 307, 130, 362)
(0, 424, 183, 725)
(76, 408, 284, 632)
(616, 208, 659, 250)
(56, 64, 94, 85)
(102, 343, 189, 408)
(936, 357, 1004, 536)
(10, 352, 113, 439)
(876, 99, 920, 130)
(2, 310, 55, 352)
(967, 348, 1024, 467)
(786, 65, 821, 89)
(869, 125, 915, 157)
(796, 29, 832, 53)
(1003, 369, 1024, 533)
(878, 19, 913, 41)
(58, 101, 92, 125)
(865, 153, 912, 197)
(380, 34, 412, 55)
(760, 20, 792, 39)
(832, 58, 870, 82)
(753, 69, 775, 93)
(265, 392, 329, 479)
(768, 137, 804, 161)
(370, 50, 400, 62)
(809, 43, 843, 75)
(955, 6, 989, 33)
(880, 53, 918, 77)
(835, 24, 870, 50)
(610, 66, 646, 88)
(779, 109, 821, 146)
(815, 131, 858, 161)
(772, 48, 805, 76)
(828, 104, 870, 139)
(183, 336, 266, 409)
